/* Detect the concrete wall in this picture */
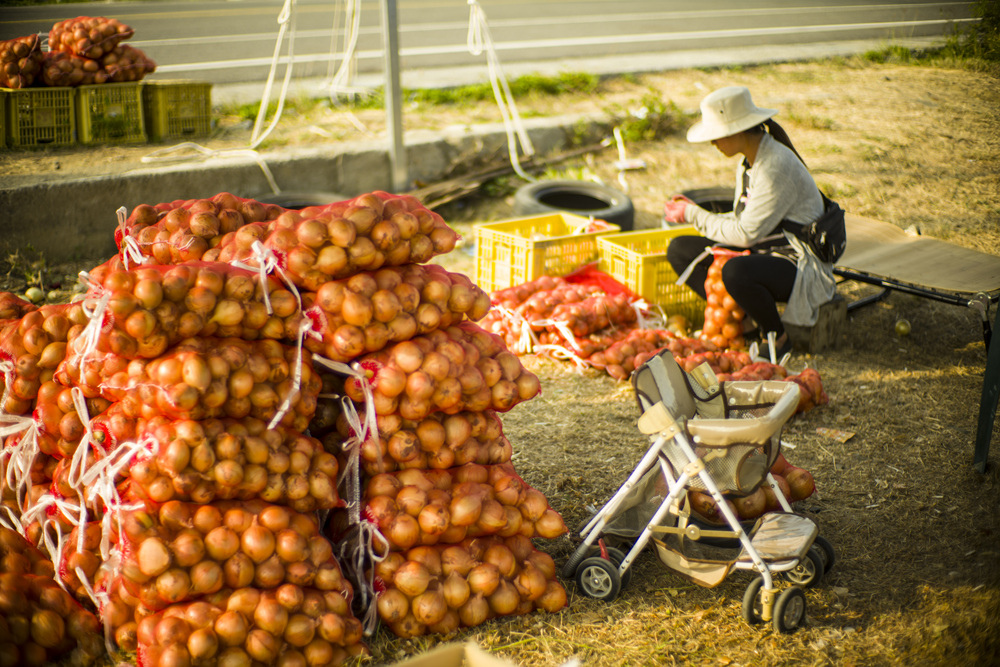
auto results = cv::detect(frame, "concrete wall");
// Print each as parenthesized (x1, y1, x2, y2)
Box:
(0, 113, 609, 263)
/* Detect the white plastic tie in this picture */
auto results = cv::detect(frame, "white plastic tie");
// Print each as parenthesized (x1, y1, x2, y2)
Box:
(268, 319, 310, 430)
(230, 240, 303, 315)
(66, 388, 95, 492)
(676, 247, 713, 286)
(117, 206, 146, 270)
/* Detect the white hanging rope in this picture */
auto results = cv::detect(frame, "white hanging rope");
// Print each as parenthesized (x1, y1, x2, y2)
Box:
(467, 0, 536, 182)
(138, 0, 298, 193)
(324, 0, 369, 99)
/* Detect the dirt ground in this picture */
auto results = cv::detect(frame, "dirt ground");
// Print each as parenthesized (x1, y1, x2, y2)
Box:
(3, 58, 1000, 666)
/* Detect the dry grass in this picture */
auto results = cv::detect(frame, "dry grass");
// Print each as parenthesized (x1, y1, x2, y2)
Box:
(4, 56, 1000, 667)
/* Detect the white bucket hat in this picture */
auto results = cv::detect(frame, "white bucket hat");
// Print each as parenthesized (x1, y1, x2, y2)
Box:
(686, 86, 778, 143)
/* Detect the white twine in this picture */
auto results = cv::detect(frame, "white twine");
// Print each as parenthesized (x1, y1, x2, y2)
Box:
(230, 240, 303, 316)
(0, 414, 40, 514)
(268, 320, 311, 430)
(312, 353, 377, 525)
(0, 505, 24, 535)
(339, 521, 388, 637)
(82, 435, 154, 560)
(676, 247, 713, 286)
(533, 344, 591, 371)
(117, 206, 146, 270)
(72, 290, 113, 370)
(66, 388, 95, 492)
(75, 564, 112, 652)
(535, 318, 583, 352)
(466, 0, 535, 182)
(491, 305, 538, 355)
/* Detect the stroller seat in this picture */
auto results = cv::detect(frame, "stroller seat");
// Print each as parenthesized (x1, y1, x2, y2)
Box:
(631, 349, 800, 496)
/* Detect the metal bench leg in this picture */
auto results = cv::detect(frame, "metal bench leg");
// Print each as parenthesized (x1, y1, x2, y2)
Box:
(973, 305, 1000, 473)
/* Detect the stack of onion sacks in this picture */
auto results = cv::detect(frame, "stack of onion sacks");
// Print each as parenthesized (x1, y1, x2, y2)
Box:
(0, 526, 105, 667)
(372, 534, 567, 638)
(0, 34, 43, 89)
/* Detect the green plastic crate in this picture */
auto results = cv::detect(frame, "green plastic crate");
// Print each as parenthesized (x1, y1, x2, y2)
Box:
(76, 82, 146, 144)
(597, 227, 707, 323)
(142, 80, 212, 141)
(3, 87, 75, 148)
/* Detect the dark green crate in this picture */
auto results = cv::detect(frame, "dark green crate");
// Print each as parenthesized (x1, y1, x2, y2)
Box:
(76, 82, 146, 145)
(3, 87, 75, 148)
(142, 80, 212, 142)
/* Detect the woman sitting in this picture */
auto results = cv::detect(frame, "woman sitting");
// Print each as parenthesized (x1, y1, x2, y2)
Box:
(663, 86, 836, 360)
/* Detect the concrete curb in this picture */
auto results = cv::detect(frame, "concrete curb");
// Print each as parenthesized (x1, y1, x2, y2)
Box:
(0, 111, 611, 263)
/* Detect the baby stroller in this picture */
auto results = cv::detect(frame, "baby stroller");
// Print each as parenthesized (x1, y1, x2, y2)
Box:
(561, 349, 835, 632)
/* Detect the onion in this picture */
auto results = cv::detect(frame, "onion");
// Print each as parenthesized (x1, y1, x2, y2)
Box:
(254, 597, 289, 636)
(733, 488, 767, 520)
(441, 571, 471, 609)
(365, 473, 402, 500)
(417, 503, 449, 537)
(138, 537, 172, 577)
(526, 551, 557, 581)
(223, 552, 256, 589)
(519, 488, 549, 522)
(387, 514, 420, 551)
(254, 555, 286, 589)
(536, 580, 568, 613)
(393, 560, 431, 598)
(449, 494, 482, 527)
(374, 551, 406, 583)
(785, 467, 816, 502)
(488, 579, 520, 616)
(476, 499, 507, 533)
(377, 588, 409, 624)
(395, 485, 429, 517)
(241, 525, 276, 564)
(466, 562, 500, 597)
(187, 627, 219, 662)
(483, 543, 517, 579)
(205, 527, 240, 561)
(439, 546, 473, 577)
(318, 611, 346, 643)
(283, 613, 316, 647)
(534, 509, 567, 539)
(156, 568, 192, 604)
(514, 562, 548, 601)
(190, 560, 224, 596)
(412, 588, 448, 626)
(245, 627, 281, 663)
(30, 608, 65, 649)
(389, 613, 426, 640)
(458, 593, 490, 627)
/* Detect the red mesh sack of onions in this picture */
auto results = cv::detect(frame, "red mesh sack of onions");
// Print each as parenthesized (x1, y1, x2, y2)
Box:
(29, 380, 113, 460)
(0, 448, 56, 520)
(372, 534, 567, 638)
(101, 43, 156, 82)
(134, 583, 366, 667)
(39, 51, 103, 87)
(81, 337, 320, 431)
(0, 292, 37, 322)
(118, 193, 286, 265)
(330, 408, 512, 475)
(48, 16, 135, 59)
(61, 261, 304, 373)
(116, 499, 350, 614)
(302, 263, 491, 363)
(0, 566, 106, 666)
(356, 462, 566, 552)
(0, 34, 43, 89)
(0, 303, 84, 416)
(343, 323, 541, 421)
(702, 248, 750, 350)
(674, 349, 753, 376)
(121, 415, 341, 512)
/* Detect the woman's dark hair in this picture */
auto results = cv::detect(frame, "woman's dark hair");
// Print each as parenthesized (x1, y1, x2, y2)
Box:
(749, 119, 806, 166)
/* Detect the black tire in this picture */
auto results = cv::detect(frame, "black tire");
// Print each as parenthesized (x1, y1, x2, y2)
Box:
(741, 576, 765, 625)
(680, 186, 734, 214)
(772, 586, 807, 633)
(812, 534, 837, 574)
(575, 556, 622, 601)
(513, 179, 635, 231)
(783, 547, 824, 588)
(253, 191, 350, 210)
(561, 543, 599, 580)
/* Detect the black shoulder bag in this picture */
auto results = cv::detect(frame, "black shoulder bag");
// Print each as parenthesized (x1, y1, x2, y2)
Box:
(779, 193, 847, 264)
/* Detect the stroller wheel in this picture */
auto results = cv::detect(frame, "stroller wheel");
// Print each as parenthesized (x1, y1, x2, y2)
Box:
(773, 586, 807, 633)
(812, 535, 837, 574)
(575, 557, 622, 601)
(783, 547, 825, 588)
(741, 577, 766, 625)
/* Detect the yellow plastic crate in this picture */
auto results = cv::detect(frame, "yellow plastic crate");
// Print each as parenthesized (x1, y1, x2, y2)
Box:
(3, 87, 75, 148)
(597, 227, 707, 323)
(142, 80, 212, 142)
(475, 212, 621, 293)
(76, 82, 146, 144)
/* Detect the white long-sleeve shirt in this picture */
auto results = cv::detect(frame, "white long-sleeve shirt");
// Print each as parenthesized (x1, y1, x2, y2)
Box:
(683, 132, 836, 326)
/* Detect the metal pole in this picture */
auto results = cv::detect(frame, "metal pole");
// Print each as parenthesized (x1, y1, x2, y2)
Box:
(381, 0, 407, 192)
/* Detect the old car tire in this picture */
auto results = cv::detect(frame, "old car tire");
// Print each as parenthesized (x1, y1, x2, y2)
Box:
(680, 186, 734, 214)
(514, 180, 635, 231)
(253, 191, 350, 210)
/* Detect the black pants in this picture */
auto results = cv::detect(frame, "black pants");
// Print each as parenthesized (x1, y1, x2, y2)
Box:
(666, 235, 796, 335)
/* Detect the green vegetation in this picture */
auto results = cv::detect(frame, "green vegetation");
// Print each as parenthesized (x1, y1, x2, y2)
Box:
(860, 1, 1000, 71)
(605, 91, 692, 143)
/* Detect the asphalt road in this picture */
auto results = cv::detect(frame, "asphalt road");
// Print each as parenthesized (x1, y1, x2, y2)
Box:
(1, 1, 977, 100)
